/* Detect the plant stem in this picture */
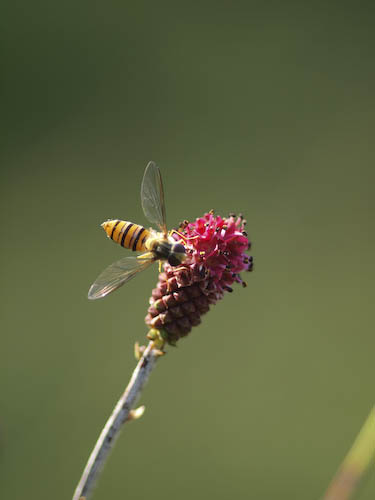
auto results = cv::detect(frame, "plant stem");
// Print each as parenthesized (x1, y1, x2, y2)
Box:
(323, 406, 375, 500)
(72, 341, 159, 500)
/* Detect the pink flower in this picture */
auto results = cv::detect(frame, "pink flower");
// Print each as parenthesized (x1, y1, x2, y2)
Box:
(181, 211, 252, 292)
(145, 211, 253, 345)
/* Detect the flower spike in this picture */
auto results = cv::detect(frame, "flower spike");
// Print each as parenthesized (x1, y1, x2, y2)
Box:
(145, 212, 253, 345)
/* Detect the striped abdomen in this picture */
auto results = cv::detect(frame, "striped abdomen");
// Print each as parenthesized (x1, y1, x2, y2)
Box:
(101, 220, 150, 252)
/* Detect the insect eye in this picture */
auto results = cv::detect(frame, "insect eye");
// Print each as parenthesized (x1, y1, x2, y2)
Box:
(168, 255, 180, 266)
(173, 243, 186, 254)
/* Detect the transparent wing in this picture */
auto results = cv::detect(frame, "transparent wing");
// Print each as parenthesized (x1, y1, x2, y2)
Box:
(88, 255, 155, 300)
(141, 161, 167, 236)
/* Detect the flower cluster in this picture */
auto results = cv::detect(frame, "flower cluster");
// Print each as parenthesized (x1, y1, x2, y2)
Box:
(145, 211, 253, 345)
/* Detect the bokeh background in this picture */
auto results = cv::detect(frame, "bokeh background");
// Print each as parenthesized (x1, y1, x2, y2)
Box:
(1, 2, 374, 499)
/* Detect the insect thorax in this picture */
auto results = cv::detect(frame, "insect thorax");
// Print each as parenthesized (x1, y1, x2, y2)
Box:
(145, 234, 170, 257)
(146, 233, 186, 266)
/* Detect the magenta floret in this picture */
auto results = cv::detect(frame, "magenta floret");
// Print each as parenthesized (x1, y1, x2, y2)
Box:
(181, 212, 252, 292)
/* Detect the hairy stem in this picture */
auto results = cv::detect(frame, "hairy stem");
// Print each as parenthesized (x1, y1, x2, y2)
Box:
(72, 341, 159, 500)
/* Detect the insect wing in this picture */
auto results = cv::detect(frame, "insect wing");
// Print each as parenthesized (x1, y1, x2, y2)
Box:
(88, 255, 155, 300)
(141, 161, 167, 236)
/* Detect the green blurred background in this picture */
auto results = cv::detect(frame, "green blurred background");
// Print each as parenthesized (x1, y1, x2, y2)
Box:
(1, 2, 374, 499)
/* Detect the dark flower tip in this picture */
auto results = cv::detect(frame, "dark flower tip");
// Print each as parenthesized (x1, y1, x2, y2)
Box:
(145, 212, 253, 345)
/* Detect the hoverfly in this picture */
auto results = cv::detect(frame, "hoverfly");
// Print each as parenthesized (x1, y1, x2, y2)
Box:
(88, 162, 186, 300)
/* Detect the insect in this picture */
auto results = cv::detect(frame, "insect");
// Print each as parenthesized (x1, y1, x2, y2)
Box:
(88, 161, 186, 300)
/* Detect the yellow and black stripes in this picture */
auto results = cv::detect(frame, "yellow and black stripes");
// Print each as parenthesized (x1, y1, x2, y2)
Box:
(101, 220, 150, 252)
